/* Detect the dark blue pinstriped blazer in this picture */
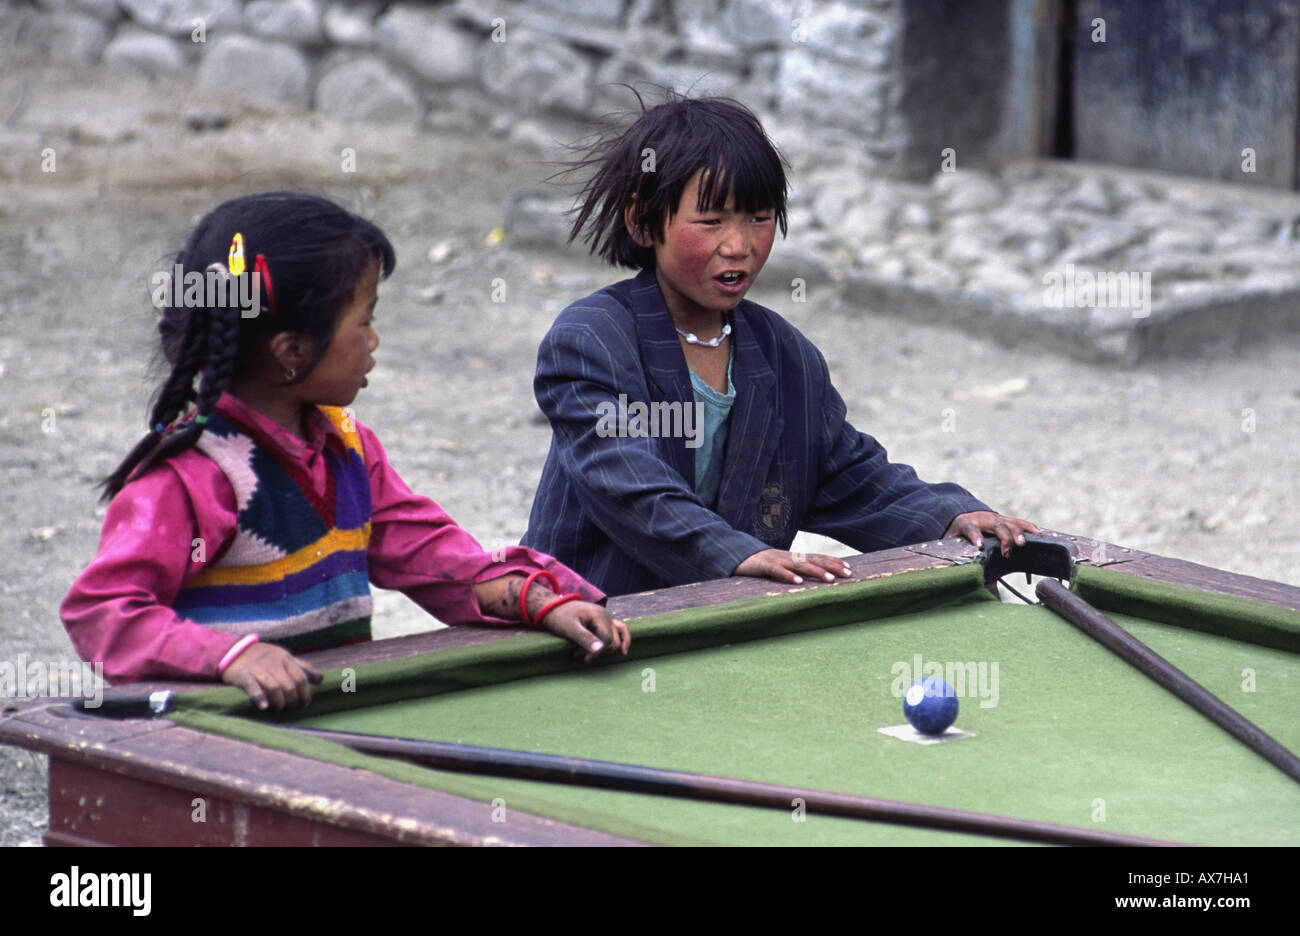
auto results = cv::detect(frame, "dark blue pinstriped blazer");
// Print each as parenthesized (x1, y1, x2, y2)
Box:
(522, 269, 989, 596)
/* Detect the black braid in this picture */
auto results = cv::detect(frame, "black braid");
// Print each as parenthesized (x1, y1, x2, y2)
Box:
(150, 309, 208, 430)
(193, 301, 242, 420)
(99, 306, 211, 501)
(116, 303, 243, 500)
(98, 303, 240, 502)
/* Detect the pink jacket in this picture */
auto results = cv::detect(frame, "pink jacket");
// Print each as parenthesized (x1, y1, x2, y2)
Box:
(61, 394, 603, 682)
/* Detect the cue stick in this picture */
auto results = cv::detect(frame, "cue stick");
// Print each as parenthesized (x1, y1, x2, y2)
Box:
(1036, 578, 1300, 785)
(281, 725, 1184, 847)
(74, 694, 1182, 846)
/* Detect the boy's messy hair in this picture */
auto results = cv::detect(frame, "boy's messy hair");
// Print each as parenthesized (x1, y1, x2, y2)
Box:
(559, 87, 790, 269)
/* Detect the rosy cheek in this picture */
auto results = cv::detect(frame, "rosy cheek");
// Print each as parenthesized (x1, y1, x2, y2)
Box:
(672, 230, 717, 271)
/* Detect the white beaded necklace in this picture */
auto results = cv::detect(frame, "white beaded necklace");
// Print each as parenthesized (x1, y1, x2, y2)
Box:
(675, 318, 732, 348)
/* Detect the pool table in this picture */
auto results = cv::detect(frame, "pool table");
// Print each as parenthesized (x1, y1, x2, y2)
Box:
(3, 530, 1299, 846)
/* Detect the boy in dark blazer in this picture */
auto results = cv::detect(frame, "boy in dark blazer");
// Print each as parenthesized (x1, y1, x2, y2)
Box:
(524, 93, 1036, 596)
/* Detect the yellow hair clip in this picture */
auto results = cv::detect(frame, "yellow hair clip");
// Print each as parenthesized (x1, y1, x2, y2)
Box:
(228, 232, 246, 276)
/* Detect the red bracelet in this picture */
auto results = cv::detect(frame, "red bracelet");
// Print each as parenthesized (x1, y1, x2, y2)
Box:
(518, 569, 560, 626)
(534, 593, 583, 628)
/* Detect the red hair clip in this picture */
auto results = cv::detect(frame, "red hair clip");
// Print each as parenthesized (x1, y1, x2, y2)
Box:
(254, 253, 276, 316)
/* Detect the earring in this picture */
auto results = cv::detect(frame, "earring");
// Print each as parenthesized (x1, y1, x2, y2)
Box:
(285, 368, 297, 381)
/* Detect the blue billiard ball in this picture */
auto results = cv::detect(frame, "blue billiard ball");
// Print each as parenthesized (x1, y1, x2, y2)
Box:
(903, 677, 959, 735)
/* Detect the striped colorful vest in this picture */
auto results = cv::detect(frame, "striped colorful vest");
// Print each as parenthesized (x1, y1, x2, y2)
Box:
(172, 406, 373, 652)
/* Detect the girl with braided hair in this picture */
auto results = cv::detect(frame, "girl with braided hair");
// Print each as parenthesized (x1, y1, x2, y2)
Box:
(64, 192, 627, 710)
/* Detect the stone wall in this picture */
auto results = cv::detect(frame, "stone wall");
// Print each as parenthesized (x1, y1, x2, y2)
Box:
(10, 0, 1299, 363)
(6, 0, 1051, 179)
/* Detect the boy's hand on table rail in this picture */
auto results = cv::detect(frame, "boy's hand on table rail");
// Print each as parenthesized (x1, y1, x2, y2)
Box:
(735, 549, 853, 586)
(944, 512, 1041, 558)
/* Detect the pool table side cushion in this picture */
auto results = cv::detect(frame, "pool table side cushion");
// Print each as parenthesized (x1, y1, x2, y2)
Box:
(1074, 564, 1300, 652)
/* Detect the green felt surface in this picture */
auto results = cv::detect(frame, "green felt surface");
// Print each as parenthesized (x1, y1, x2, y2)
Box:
(169, 564, 1300, 846)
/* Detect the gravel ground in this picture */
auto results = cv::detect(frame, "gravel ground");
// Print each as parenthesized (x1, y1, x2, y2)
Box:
(2, 63, 1298, 846)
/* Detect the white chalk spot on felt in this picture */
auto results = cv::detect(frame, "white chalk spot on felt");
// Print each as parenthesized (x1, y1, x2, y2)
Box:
(878, 724, 975, 745)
